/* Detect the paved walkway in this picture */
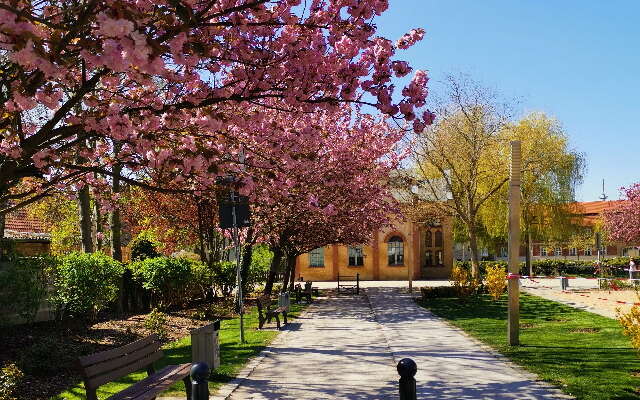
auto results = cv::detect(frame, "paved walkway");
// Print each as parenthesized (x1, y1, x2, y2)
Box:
(220, 288, 569, 399)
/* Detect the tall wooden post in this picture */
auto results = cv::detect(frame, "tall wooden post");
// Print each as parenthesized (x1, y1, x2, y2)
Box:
(508, 141, 521, 346)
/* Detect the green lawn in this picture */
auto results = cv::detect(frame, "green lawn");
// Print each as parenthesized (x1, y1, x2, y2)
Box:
(418, 293, 640, 400)
(53, 303, 306, 399)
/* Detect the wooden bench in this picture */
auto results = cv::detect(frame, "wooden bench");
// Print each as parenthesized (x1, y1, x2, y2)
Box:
(294, 281, 313, 304)
(337, 273, 360, 295)
(256, 295, 288, 329)
(78, 334, 191, 400)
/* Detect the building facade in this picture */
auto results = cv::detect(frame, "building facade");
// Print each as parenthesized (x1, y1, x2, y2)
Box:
(295, 217, 454, 281)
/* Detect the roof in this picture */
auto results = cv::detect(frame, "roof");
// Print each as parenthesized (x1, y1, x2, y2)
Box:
(569, 200, 626, 226)
(4, 208, 50, 241)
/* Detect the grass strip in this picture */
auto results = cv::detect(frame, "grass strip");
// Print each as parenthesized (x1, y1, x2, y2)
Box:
(53, 302, 306, 399)
(418, 293, 640, 400)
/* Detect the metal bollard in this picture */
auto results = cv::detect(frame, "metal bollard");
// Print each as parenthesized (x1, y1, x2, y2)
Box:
(190, 362, 210, 400)
(397, 358, 417, 400)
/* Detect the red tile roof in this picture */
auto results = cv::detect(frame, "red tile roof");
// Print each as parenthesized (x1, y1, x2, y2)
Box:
(4, 208, 50, 240)
(569, 200, 627, 226)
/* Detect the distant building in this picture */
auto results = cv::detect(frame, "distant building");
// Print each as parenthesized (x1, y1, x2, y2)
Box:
(3, 208, 51, 256)
(465, 200, 635, 262)
(295, 215, 454, 282)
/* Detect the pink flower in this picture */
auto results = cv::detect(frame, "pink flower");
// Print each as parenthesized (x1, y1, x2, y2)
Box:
(422, 110, 436, 125)
(96, 13, 134, 37)
(392, 61, 412, 77)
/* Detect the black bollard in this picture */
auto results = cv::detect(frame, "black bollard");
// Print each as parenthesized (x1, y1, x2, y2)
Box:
(397, 358, 417, 400)
(190, 362, 210, 400)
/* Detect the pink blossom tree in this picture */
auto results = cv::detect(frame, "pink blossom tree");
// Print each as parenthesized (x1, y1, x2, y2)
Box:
(603, 184, 640, 244)
(0, 1, 433, 213)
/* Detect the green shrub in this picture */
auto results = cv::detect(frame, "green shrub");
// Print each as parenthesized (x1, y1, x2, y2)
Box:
(0, 256, 55, 323)
(130, 231, 161, 261)
(49, 252, 123, 319)
(420, 286, 458, 299)
(129, 257, 192, 307)
(247, 245, 272, 291)
(212, 261, 237, 297)
(0, 363, 23, 400)
(144, 308, 168, 339)
(18, 337, 76, 375)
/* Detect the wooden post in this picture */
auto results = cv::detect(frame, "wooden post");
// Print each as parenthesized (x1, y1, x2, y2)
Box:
(508, 141, 521, 346)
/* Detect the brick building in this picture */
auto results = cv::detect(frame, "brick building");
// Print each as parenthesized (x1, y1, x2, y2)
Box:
(3, 208, 51, 256)
(295, 216, 454, 282)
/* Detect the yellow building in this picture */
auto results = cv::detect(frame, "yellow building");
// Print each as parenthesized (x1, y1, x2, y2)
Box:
(295, 218, 453, 281)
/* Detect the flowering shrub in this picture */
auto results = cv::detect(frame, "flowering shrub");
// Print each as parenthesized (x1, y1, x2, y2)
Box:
(450, 266, 480, 298)
(485, 265, 507, 301)
(618, 304, 640, 353)
(0, 363, 23, 400)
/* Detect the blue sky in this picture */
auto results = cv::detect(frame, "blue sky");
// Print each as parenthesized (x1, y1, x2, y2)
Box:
(375, 1, 639, 201)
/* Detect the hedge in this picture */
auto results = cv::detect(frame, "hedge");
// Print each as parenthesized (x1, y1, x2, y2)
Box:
(456, 257, 640, 278)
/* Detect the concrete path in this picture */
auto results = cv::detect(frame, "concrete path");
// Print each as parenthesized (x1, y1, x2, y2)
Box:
(221, 288, 569, 399)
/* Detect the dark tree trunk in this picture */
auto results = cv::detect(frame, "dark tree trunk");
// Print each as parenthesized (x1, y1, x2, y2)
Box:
(111, 161, 124, 313)
(240, 244, 253, 293)
(93, 193, 102, 251)
(110, 163, 122, 262)
(281, 254, 296, 293)
(264, 246, 283, 296)
(78, 185, 94, 253)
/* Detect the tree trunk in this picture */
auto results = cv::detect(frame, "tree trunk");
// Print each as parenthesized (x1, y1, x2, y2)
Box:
(281, 253, 296, 293)
(289, 257, 297, 289)
(0, 201, 7, 260)
(526, 230, 532, 276)
(240, 228, 254, 294)
(78, 185, 94, 253)
(111, 163, 124, 313)
(93, 194, 102, 252)
(468, 228, 480, 278)
(110, 164, 123, 262)
(264, 246, 283, 296)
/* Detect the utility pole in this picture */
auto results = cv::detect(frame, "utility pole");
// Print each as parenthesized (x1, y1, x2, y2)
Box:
(508, 141, 521, 346)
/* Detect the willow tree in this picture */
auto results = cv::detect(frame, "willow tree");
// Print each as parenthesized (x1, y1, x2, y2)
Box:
(481, 113, 585, 274)
(409, 76, 512, 278)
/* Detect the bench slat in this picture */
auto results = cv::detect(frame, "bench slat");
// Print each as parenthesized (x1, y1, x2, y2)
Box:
(107, 364, 191, 400)
(79, 335, 159, 368)
(84, 341, 160, 379)
(87, 350, 163, 390)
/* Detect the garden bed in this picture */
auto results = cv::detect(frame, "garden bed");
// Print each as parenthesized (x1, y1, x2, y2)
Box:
(418, 293, 640, 400)
(0, 307, 210, 400)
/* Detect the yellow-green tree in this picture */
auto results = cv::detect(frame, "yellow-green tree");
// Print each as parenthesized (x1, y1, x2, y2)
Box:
(408, 75, 511, 278)
(29, 195, 81, 255)
(481, 113, 585, 274)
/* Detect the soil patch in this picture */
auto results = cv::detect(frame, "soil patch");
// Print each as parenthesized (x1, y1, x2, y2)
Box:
(1, 308, 211, 400)
(569, 327, 601, 334)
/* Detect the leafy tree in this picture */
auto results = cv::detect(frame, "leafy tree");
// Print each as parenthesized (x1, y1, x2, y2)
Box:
(603, 184, 640, 244)
(28, 194, 80, 255)
(408, 75, 512, 277)
(481, 113, 585, 274)
(0, 1, 431, 214)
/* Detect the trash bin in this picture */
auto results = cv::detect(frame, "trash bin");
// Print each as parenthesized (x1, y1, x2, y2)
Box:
(191, 320, 221, 369)
(558, 276, 569, 291)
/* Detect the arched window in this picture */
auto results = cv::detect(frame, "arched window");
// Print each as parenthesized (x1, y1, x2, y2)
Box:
(435, 230, 443, 247)
(348, 246, 364, 266)
(425, 250, 433, 266)
(425, 231, 432, 247)
(387, 236, 404, 266)
(309, 247, 324, 267)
